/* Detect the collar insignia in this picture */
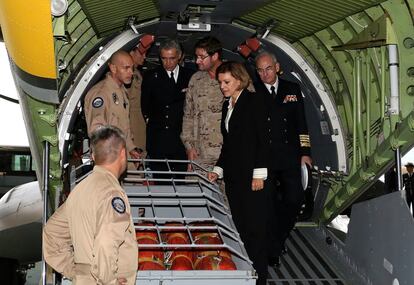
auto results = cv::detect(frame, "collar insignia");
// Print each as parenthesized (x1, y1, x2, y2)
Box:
(112, 93, 119, 104)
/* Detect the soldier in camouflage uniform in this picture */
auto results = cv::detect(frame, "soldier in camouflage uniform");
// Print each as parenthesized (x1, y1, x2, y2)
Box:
(181, 36, 224, 171)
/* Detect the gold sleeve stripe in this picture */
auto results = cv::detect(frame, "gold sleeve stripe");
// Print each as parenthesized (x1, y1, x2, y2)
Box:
(300, 135, 311, 147)
(300, 141, 311, 147)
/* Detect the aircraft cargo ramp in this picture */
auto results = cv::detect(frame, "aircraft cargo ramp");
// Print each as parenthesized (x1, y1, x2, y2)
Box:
(267, 229, 345, 285)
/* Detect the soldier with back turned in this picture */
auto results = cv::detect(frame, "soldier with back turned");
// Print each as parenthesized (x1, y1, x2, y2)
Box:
(43, 126, 138, 284)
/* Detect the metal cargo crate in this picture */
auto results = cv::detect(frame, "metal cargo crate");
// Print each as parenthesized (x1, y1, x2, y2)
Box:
(64, 159, 257, 284)
(124, 159, 257, 285)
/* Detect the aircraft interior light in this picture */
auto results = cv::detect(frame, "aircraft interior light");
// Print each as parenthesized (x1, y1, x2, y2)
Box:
(51, 0, 68, 17)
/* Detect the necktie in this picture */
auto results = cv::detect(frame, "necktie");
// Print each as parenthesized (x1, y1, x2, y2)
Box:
(170, 71, 175, 84)
(270, 86, 276, 99)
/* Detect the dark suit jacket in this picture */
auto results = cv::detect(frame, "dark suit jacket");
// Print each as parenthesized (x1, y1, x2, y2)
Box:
(254, 78, 311, 170)
(403, 173, 414, 202)
(141, 65, 195, 156)
(216, 90, 270, 185)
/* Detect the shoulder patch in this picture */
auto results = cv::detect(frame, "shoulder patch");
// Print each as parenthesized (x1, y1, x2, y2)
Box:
(111, 197, 126, 214)
(92, 97, 104, 108)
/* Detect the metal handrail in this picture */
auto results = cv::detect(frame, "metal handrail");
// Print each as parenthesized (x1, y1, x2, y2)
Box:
(41, 141, 50, 285)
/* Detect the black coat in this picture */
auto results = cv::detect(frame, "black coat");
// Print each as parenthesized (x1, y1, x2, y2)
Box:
(254, 78, 311, 170)
(215, 89, 270, 283)
(141, 66, 194, 157)
(403, 173, 414, 203)
(216, 89, 270, 185)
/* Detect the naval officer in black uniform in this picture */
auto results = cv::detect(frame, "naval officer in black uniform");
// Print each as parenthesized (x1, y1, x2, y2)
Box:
(141, 39, 194, 178)
(403, 162, 414, 216)
(254, 51, 312, 266)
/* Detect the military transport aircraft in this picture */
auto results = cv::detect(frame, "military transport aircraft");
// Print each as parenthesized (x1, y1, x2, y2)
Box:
(0, 0, 413, 284)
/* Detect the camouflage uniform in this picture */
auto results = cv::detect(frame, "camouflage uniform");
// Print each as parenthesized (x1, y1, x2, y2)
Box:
(126, 69, 146, 151)
(181, 71, 224, 170)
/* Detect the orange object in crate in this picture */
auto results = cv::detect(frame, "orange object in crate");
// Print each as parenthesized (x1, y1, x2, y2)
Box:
(193, 232, 222, 245)
(163, 222, 193, 270)
(167, 249, 193, 270)
(136, 222, 158, 242)
(163, 223, 190, 242)
(192, 223, 222, 256)
(136, 222, 165, 270)
(138, 248, 165, 271)
(194, 251, 237, 270)
(191, 222, 237, 270)
(191, 222, 220, 243)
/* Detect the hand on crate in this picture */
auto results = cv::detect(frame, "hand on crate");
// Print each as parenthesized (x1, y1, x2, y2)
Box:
(186, 148, 198, 171)
(130, 148, 143, 168)
(207, 172, 218, 182)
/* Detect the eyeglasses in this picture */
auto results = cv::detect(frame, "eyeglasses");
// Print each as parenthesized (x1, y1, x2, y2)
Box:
(256, 65, 275, 74)
(195, 54, 210, 61)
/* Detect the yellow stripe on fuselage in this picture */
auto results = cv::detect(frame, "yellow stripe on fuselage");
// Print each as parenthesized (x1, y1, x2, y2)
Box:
(0, 0, 56, 79)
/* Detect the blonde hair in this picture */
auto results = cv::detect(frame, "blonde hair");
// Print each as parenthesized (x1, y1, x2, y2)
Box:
(216, 61, 251, 90)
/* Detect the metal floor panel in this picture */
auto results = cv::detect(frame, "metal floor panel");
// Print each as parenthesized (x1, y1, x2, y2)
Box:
(267, 230, 346, 285)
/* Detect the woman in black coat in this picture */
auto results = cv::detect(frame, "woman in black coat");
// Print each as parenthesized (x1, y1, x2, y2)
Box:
(208, 61, 270, 285)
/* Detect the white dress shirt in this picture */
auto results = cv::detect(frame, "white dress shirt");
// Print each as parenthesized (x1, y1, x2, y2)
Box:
(166, 65, 179, 83)
(264, 77, 279, 95)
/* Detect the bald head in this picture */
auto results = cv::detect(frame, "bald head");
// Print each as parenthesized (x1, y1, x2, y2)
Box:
(108, 50, 134, 85)
(109, 50, 131, 65)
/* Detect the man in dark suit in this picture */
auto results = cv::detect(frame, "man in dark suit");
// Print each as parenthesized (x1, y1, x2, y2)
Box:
(141, 39, 194, 179)
(254, 51, 312, 267)
(403, 162, 414, 215)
